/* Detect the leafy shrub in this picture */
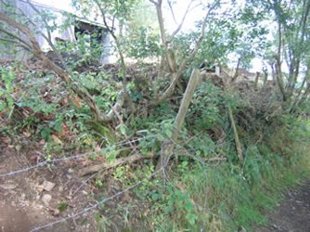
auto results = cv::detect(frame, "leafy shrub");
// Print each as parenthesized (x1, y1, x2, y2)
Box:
(189, 81, 223, 130)
(126, 27, 161, 59)
(0, 67, 15, 113)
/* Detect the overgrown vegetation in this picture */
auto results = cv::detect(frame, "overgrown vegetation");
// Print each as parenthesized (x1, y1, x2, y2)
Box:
(0, 0, 309, 231)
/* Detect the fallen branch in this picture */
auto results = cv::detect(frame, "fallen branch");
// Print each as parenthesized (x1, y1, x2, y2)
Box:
(78, 153, 155, 176)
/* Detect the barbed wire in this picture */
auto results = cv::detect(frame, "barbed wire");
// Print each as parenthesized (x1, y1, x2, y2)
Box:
(30, 166, 165, 232)
(0, 137, 145, 178)
(0, 152, 86, 178)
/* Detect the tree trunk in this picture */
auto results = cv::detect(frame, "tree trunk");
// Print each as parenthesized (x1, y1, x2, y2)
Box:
(156, 69, 200, 177)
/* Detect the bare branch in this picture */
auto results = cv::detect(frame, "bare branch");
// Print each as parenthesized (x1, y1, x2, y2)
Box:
(167, 0, 177, 24)
(231, 58, 240, 82)
(0, 38, 31, 52)
(79, 152, 155, 176)
(153, 0, 167, 45)
(24, 0, 66, 67)
(0, 12, 41, 51)
(149, 0, 158, 5)
(92, 0, 134, 116)
(0, 137, 144, 178)
(228, 106, 243, 162)
(170, 0, 195, 38)
(153, 0, 220, 104)
(26, 0, 52, 44)
(173, 69, 200, 138)
(0, 0, 56, 54)
(0, 27, 32, 50)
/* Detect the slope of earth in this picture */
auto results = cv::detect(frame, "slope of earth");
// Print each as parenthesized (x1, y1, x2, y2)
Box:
(256, 180, 310, 232)
(0, 141, 97, 232)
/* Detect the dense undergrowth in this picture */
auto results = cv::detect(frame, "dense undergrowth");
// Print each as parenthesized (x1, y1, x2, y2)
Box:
(105, 116, 309, 232)
(0, 62, 309, 232)
(144, 117, 310, 232)
(0, 1, 309, 231)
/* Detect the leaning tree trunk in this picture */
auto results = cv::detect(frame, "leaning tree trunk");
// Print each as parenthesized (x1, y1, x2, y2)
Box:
(157, 69, 200, 178)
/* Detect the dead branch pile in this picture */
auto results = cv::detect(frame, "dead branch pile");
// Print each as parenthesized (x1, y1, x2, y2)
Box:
(231, 79, 283, 134)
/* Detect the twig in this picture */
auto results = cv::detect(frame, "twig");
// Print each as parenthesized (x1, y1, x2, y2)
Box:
(0, 27, 32, 50)
(170, 0, 196, 38)
(72, 173, 97, 196)
(0, 38, 31, 52)
(24, 0, 66, 66)
(78, 152, 155, 177)
(167, 0, 178, 24)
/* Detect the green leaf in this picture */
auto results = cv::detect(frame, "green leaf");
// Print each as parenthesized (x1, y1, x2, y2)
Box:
(118, 123, 128, 136)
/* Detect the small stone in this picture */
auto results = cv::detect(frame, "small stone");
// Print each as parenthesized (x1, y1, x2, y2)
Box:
(42, 194, 52, 206)
(43, 181, 56, 192)
(0, 183, 17, 190)
(82, 190, 88, 195)
(68, 168, 74, 174)
(20, 193, 26, 201)
(37, 184, 44, 192)
(49, 207, 60, 216)
(58, 186, 64, 192)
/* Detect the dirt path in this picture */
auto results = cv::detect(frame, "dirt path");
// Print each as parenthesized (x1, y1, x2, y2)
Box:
(256, 180, 310, 232)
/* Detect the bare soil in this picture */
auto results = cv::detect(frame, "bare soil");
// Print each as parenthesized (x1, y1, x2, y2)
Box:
(0, 141, 97, 232)
(256, 180, 310, 232)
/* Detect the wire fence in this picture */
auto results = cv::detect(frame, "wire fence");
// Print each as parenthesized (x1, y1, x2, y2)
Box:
(0, 137, 144, 178)
(0, 131, 221, 231)
(30, 166, 166, 232)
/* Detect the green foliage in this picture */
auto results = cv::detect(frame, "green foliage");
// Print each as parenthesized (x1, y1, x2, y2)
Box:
(17, 72, 58, 114)
(137, 118, 175, 154)
(235, 5, 271, 67)
(165, 185, 198, 226)
(57, 201, 69, 212)
(125, 27, 161, 59)
(1, 1, 309, 232)
(131, 116, 310, 231)
(189, 81, 223, 130)
(0, 67, 15, 113)
(128, 0, 158, 32)
(72, 0, 141, 29)
(188, 135, 217, 158)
